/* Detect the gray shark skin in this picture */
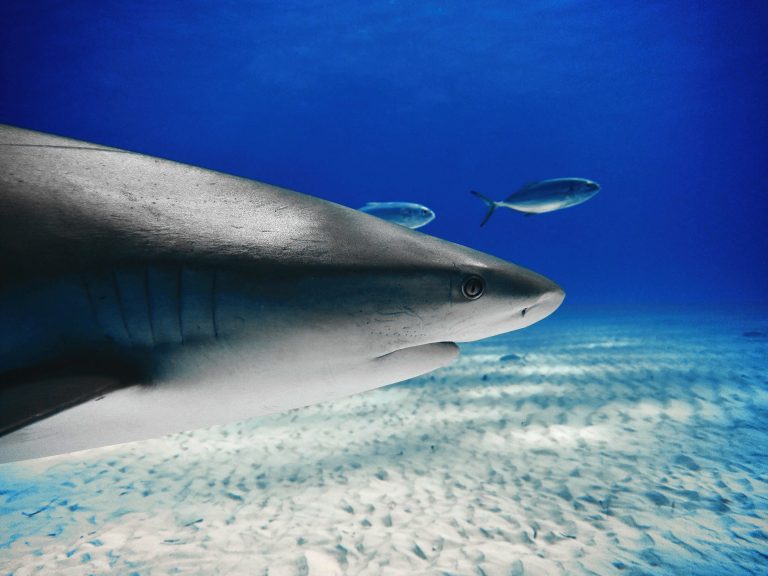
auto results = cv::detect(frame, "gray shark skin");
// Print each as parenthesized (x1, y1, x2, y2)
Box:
(0, 124, 564, 462)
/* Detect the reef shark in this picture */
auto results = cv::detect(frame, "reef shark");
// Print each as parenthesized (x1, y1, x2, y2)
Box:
(0, 124, 564, 462)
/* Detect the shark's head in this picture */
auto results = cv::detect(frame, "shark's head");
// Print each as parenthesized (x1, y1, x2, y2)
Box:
(442, 251, 565, 342)
(334, 235, 565, 353)
(267, 216, 565, 359)
(209, 201, 565, 391)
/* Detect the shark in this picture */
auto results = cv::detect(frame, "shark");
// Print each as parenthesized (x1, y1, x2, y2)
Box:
(0, 124, 564, 462)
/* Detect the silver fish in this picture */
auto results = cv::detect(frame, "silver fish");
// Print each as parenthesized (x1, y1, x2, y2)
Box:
(472, 178, 600, 226)
(359, 202, 435, 229)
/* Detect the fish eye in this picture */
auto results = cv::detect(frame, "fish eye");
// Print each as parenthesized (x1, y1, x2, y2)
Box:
(461, 275, 485, 300)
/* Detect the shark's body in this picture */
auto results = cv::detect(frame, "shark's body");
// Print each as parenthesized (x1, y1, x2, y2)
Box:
(0, 125, 563, 462)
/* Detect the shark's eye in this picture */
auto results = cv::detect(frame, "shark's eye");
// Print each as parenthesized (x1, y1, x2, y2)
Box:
(461, 275, 485, 300)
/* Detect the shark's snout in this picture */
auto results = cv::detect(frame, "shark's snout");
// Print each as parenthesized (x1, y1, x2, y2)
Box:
(450, 258, 566, 341)
(522, 282, 565, 323)
(509, 273, 564, 329)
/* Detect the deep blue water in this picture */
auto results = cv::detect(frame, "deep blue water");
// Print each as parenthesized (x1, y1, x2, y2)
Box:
(2, 5, 768, 572)
(1, 1, 766, 306)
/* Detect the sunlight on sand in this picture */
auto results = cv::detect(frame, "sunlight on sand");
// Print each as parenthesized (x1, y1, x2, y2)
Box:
(1, 308, 766, 575)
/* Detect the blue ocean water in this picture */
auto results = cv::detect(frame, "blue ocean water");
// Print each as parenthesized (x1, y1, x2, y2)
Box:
(1, 1, 766, 304)
(1, 1, 767, 574)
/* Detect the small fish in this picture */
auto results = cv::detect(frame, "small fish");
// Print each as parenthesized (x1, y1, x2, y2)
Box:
(359, 202, 435, 229)
(472, 178, 600, 226)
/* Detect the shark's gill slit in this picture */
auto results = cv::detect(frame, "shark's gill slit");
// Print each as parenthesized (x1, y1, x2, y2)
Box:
(80, 272, 99, 336)
(211, 269, 219, 340)
(144, 265, 156, 346)
(177, 265, 185, 345)
(112, 269, 133, 346)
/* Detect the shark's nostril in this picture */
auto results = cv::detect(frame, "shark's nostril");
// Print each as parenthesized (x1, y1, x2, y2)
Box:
(521, 307, 527, 317)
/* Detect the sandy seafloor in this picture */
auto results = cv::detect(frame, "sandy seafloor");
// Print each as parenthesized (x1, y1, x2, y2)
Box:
(1, 307, 766, 575)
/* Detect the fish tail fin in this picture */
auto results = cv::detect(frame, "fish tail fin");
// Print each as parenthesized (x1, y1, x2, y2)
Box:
(471, 191, 498, 227)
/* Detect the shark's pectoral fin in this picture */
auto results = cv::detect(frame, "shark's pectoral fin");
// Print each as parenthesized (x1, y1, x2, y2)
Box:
(0, 355, 148, 463)
(0, 344, 459, 463)
(0, 375, 121, 440)
(0, 356, 143, 439)
(370, 342, 459, 384)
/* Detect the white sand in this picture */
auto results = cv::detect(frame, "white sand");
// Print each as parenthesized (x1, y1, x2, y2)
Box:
(1, 306, 766, 574)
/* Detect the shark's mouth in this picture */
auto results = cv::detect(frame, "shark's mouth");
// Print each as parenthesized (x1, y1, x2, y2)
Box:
(374, 342, 460, 381)
(516, 289, 565, 325)
(377, 341, 459, 362)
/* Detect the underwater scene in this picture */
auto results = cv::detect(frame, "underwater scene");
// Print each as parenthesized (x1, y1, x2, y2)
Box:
(1, 1, 766, 575)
